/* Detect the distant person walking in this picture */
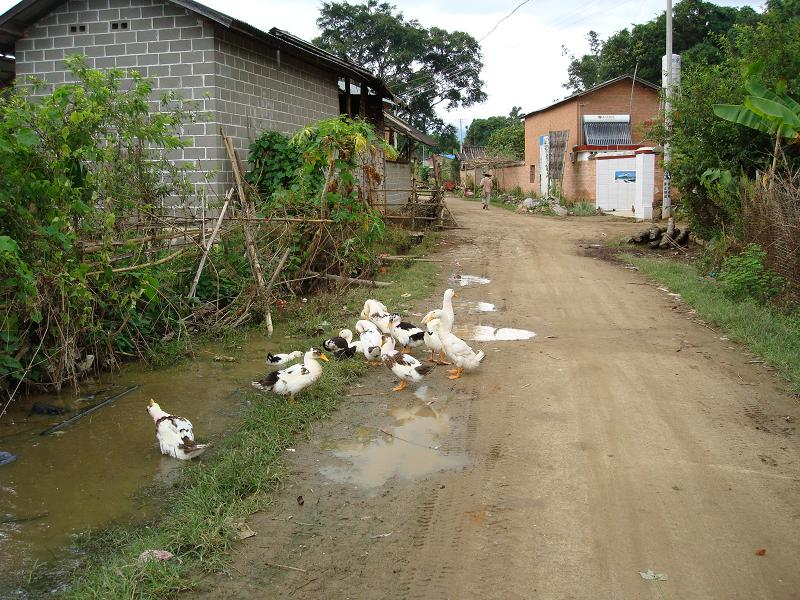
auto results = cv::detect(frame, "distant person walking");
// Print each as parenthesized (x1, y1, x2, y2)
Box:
(480, 173, 493, 210)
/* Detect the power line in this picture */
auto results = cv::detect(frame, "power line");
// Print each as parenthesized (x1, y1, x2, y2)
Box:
(400, 0, 651, 102)
(397, 0, 537, 93)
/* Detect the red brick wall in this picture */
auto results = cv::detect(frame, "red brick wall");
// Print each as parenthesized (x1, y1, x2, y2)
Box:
(493, 164, 535, 193)
(523, 79, 661, 202)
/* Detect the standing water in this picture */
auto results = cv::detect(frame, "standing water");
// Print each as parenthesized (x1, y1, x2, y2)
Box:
(0, 333, 286, 596)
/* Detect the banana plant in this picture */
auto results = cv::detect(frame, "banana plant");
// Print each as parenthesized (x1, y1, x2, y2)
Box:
(713, 63, 800, 180)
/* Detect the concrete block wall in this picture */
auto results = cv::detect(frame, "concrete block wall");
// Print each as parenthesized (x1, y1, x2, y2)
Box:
(493, 163, 534, 194)
(14, 0, 220, 204)
(13, 0, 343, 205)
(384, 161, 411, 207)
(212, 27, 340, 196)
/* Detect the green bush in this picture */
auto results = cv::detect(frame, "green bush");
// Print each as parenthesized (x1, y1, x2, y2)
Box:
(0, 55, 197, 392)
(246, 130, 302, 200)
(570, 201, 596, 216)
(719, 243, 785, 302)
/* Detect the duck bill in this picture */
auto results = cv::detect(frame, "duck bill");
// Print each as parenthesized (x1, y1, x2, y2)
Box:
(319, 354, 330, 362)
(148, 398, 155, 407)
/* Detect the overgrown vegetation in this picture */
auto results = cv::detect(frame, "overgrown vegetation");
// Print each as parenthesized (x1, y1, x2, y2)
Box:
(63, 240, 441, 599)
(718, 243, 785, 303)
(622, 253, 800, 394)
(0, 56, 197, 396)
(0, 57, 411, 406)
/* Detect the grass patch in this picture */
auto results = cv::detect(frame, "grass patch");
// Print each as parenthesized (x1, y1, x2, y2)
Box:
(623, 253, 800, 394)
(64, 230, 443, 599)
(568, 201, 597, 216)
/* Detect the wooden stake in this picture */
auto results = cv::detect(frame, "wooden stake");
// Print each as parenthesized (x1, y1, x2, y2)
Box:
(264, 246, 291, 337)
(188, 188, 232, 299)
(221, 129, 268, 311)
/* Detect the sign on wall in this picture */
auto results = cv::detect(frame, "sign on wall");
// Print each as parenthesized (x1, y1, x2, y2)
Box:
(614, 170, 636, 183)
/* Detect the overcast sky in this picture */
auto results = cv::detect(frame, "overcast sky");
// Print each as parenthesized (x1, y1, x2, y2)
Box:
(0, 0, 765, 132)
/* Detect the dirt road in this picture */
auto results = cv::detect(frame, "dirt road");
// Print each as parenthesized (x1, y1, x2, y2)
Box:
(199, 199, 800, 599)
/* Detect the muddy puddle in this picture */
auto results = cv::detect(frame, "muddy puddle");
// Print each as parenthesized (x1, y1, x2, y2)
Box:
(464, 301, 497, 314)
(461, 325, 537, 342)
(0, 333, 285, 596)
(320, 392, 466, 489)
(450, 274, 491, 287)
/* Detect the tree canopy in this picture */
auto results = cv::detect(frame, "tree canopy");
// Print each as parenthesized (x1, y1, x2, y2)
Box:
(313, 0, 486, 133)
(562, 0, 760, 92)
(486, 124, 524, 161)
(464, 107, 523, 147)
(649, 0, 800, 238)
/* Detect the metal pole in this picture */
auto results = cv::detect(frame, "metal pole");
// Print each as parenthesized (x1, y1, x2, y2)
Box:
(663, 0, 673, 219)
(459, 118, 464, 154)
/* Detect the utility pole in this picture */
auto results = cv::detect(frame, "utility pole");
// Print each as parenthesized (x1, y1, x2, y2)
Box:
(663, 0, 673, 219)
(459, 118, 464, 154)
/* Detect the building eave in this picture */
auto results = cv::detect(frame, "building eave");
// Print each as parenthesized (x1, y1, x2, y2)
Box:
(524, 75, 660, 119)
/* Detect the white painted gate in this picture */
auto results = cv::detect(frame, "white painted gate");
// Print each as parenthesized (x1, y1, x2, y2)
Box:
(595, 156, 637, 212)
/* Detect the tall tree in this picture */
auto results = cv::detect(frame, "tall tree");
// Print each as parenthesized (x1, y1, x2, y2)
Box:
(464, 107, 523, 147)
(431, 124, 459, 154)
(562, 0, 759, 93)
(314, 1, 486, 132)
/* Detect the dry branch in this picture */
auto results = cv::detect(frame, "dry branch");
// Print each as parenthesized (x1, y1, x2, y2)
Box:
(188, 188, 232, 299)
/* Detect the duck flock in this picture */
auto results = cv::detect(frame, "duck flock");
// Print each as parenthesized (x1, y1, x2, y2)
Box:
(147, 288, 485, 460)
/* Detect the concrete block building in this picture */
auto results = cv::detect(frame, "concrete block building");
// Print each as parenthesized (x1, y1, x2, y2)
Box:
(495, 76, 663, 217)
(0, 0, 426, 205)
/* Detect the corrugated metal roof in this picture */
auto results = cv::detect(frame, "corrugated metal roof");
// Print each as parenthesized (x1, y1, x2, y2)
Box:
(583, 122, 632, 145)
(384, 111, 436, 147)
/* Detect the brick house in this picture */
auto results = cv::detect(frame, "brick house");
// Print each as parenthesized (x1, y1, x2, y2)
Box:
(497, 75, 663, 217)
(0, 0, 426, 205)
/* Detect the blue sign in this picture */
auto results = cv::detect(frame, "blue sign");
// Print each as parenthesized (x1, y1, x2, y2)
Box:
(615, 170, 636, 183)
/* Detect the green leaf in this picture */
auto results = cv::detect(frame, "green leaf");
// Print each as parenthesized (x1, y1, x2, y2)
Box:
(15, 128, 40, 147)
(712, 104, 775, 134)
(745, 96, 800, 130)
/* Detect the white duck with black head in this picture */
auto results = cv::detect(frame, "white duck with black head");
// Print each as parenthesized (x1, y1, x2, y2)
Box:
(322, 330, 357, 359)
(388, 313, 426, 354)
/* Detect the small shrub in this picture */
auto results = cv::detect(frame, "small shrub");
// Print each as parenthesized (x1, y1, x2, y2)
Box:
(570, 201, 596, 216)
(719, 243, 785, 303)
(509, 185, 524, 200)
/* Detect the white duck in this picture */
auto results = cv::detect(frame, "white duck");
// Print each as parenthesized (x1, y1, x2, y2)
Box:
(388, 313, 426, 354)
(339, 329, 362, 353)
(421, 289, 457, 364)
(252, 348, 329, 401)
(147, 399, 209, 460)
(421, 310, 449, 365)
(356, 319, 383, 364)
(369, 311, 394, 335)
(428, 318, 485, 380)
(380, 336, 434, 391)
(265, 350, 303, 366)
(361, 298, 388, 320)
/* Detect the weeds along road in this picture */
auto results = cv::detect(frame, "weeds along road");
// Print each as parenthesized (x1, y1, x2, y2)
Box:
(199, 198, 800, 600)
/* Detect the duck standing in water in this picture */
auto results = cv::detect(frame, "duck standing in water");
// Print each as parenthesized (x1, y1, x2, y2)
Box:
(147, 399, 209, 460)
